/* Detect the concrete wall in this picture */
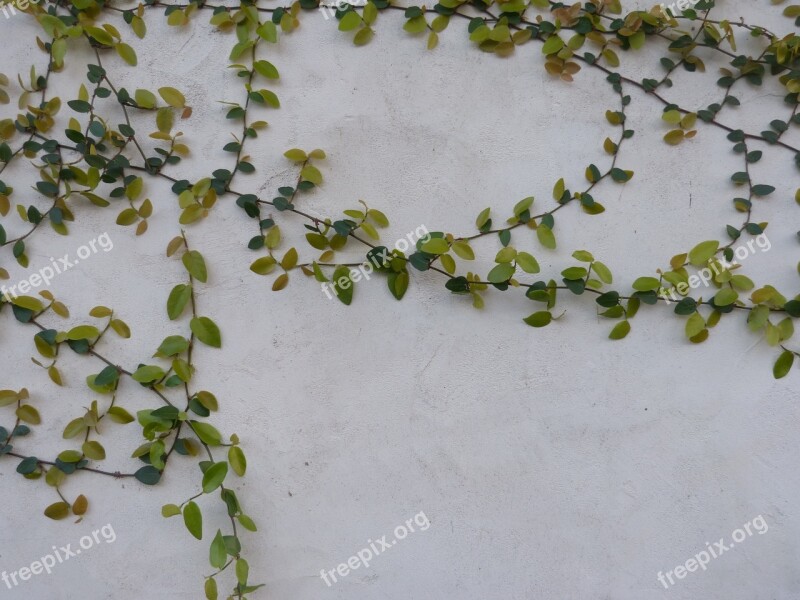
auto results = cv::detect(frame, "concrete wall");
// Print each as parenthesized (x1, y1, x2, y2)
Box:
(1, 1, 799, 598)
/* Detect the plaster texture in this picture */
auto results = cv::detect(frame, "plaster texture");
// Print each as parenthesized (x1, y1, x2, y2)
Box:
(1, 2, 799, 599)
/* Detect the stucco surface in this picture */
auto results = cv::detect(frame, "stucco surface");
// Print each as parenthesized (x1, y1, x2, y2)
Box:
(1, 1, 799, 599)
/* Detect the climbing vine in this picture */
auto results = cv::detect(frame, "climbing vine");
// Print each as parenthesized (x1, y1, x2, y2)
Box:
(1, 0, 799, 597)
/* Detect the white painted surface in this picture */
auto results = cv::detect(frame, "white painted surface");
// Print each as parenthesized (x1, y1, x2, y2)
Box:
(1, 2, 799, 599)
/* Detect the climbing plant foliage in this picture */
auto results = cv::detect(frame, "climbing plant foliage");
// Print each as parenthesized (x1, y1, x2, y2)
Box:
(1, 0, 800, 597)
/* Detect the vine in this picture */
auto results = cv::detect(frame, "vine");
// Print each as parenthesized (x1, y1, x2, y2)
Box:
(1, 0, 799, 597)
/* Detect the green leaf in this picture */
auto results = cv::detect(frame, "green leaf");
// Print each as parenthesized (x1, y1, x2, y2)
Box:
(332, 265, 354, 305)
(131, 15, 146, 38)
(236, 558, 249, 586)
(229, 446, 247, 476)
(111, 319, 131, 338)
(173, 357, 192, 382)
(281, 247, 298, 270)
(167, 284, 192, 320)
(132, 365, 165, 383)
(774, 351, 795, 379)
(58, 450, 82, 463)
(451, 241, 475, 260)
(714, 288, 738, 306)
(609, 320, 631, 339)
(513, 196, 533, 216)
(0, 390, 19, 407)
(516, 252, 540, 274)
(158, 87, 186, 108)
(421, 238, 449, 254)
(182, 250, 208, 282)
(191, 421, 222, 445)
(688, 240, 719, 266)
(195, 391, 219, 412)
(16, 456, 39, 475)
(116, 43, 137, 66)
(191, 317, 222, 348)
(552, 178, 565, 200)
(340, 11, 363, 31)
(162, 503, 182, 518)
(86, 26, 114, 45)
(35, 184, 58, 204)
(134, 89, 157, 109)
(257, 21, 278, 42)
(403, 15, 427, 33)
(354, 26, 374, 46)
(632, 277, 660, 292)
(536, 225, 556, 249)
(205, 577, 218, 600)
(183, 501, 203, 540)
(44, 502, 70, 520)
(134, 465, 161, 485)
(730, 275, 755, 291)
(11, 295, 44, 312)
(487, 263, 515, 284)
(283, 148, 307, 161)
(661, 109, 682, 124)
(367, 208, 388, 227)
(751, 184, 775, 197)
(237, 514, 257, 532)
(67, 100, 91, 113)
(306, 234, 328, 251)
(66, 325, 100, 340)
(209, 530, 227, 569)
(629, 30, 645, 49)
(592, 261, 612, 284)
(82, 440, 106, 460)
(475, 207, 491, 229)
(108, 406, 134, 424)
(388, 271, 409, 300)
(72, 495, 88, 516)
(572, 250, 594, 263)
(63, 417, 87, 439)
(523, 311, 551, 327)
(685, 312, 706, 339)
(541, 35, 564, 55)
(157, 335, 190, 356)
(94, 366, 120, 388)
(562, 267, 587, 280)
(272, 273, 289, 291)
(663, 129, 684, 145)
(253, 60, 279, 79)
(300, 165, 323, 185)
(785, 300, 800, 318)
(116, 208, 139, 226)
(156, 107, 173, 133)
(202, 461, 228, 493)
(495, 247, 517, 263)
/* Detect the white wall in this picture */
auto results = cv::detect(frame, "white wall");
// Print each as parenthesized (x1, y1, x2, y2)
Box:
(1, 1, 799, 598)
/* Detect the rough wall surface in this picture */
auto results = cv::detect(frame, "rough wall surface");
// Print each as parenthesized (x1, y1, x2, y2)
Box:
(1, 2, 799, 599)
